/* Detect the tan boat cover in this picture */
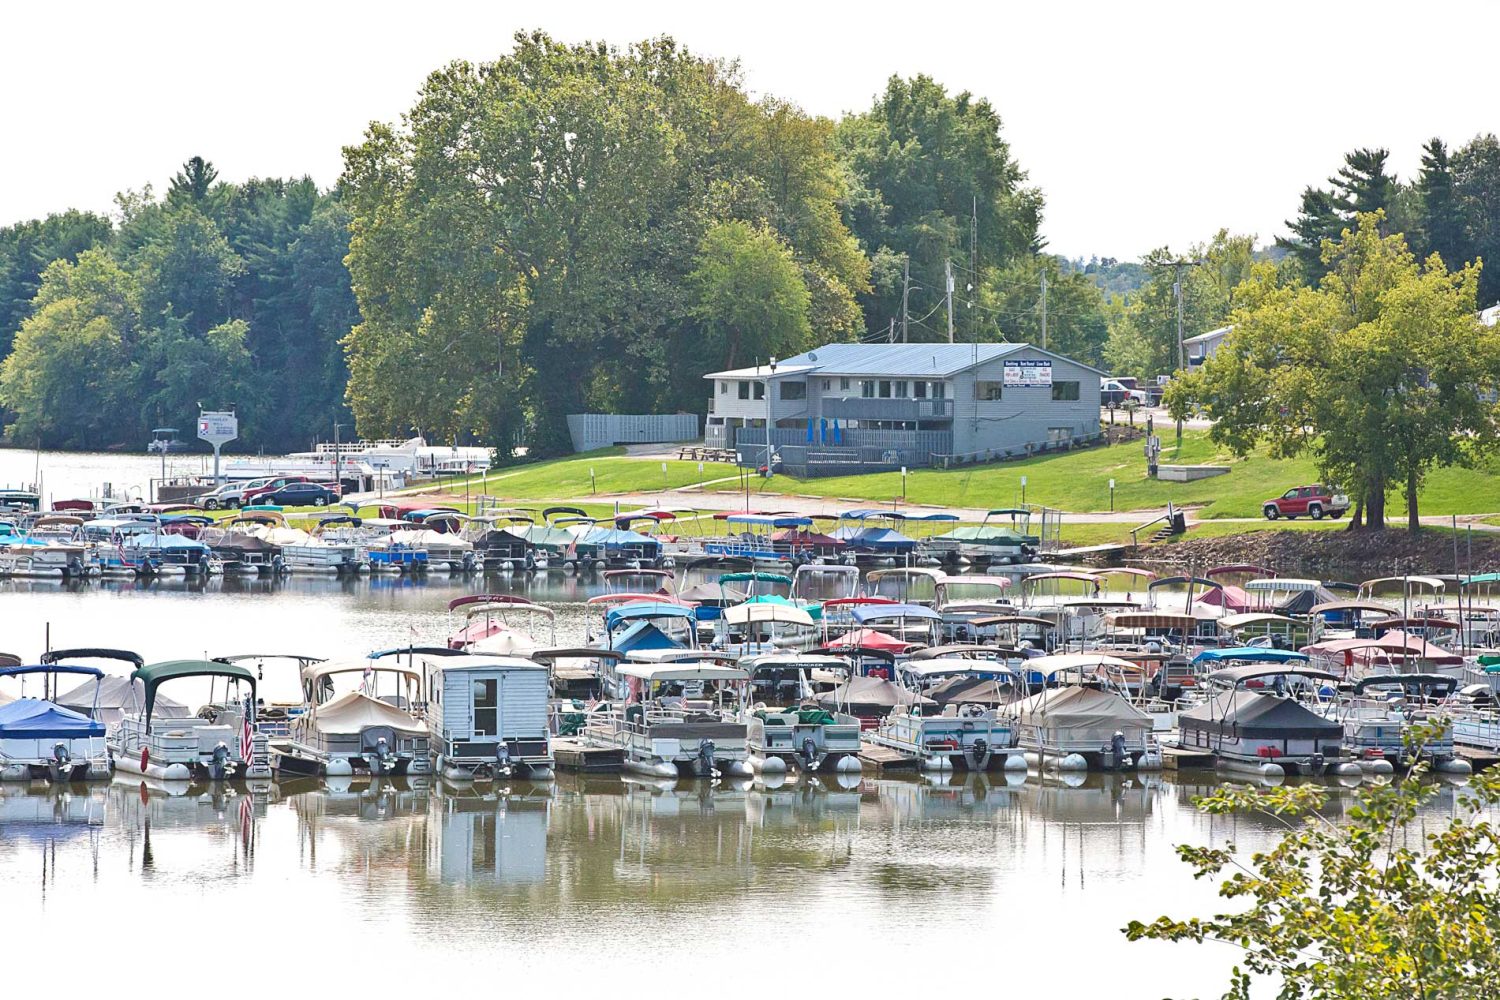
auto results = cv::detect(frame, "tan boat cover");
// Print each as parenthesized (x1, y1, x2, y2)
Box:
(311, 691, 425, 736)
(467, 629, 542, 656)
(1002, 685, 1151, 729)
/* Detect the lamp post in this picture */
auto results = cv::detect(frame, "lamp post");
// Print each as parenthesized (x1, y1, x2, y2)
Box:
(1109, 478, 1116, 512)
(1020, 475, 1028, 507)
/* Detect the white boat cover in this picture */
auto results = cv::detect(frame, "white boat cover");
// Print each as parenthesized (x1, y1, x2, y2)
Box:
(389, 528, 472, 549)
(1002, 685, 1152, 730)
(309, 691, 425, 736)
(467, 629, 543, 656)
(55, 675, 190, 723)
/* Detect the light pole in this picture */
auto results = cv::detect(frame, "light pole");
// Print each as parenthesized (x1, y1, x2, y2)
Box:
(765, 356, 777, 477)
(1109, 478, 1116, 513)
(1020, 475, 1028, 507)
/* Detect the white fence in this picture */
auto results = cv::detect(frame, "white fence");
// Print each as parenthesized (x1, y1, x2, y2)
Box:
(566, 413, 700, 453)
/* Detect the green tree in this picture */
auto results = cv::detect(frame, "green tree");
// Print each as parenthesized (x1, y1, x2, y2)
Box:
(1453, 133, 1500, 306)
(1415, 137, 1467, 267)
(1126, 727, 1500, 1000)
(0, 250, 143, 447)
(689, 221, 811, 368)
(1169, 213, 1500, 530)
(834, 74, 1040, 340)
(0, 209, 113, 358)
(1279, 149, 1400, 280)
(978, 256, 1109, 366)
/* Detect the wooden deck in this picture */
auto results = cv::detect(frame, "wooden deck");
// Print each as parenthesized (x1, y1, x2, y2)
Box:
(857, 743, 920, 772)
(1457, 746, 1500, 772)
(552, 738, 624, 773)
(1159, 745, 1217, 770)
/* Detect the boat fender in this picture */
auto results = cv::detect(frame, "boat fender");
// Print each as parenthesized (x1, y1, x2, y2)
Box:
(140, 747, 151, 772)
(801, 737, 818, 770)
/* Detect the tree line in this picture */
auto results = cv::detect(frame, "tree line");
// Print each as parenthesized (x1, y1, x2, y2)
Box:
(0, 158, 355, 451)
(1, 30, 1497, 469)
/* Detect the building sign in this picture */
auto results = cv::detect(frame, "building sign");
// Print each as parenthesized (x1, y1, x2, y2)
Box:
(1003, 359, 1053, 387)
(197, 410, 238, 445)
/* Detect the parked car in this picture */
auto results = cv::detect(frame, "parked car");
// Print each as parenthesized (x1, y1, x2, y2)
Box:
(1262, 485, 1350, 520)
(241, 476, 317, 505)
(1100, 378, 1149, 406)
(261, 482, 341, 507)
(197, 481, 248, 510)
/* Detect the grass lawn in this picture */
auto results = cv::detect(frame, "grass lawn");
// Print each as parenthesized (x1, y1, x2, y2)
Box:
(379, 430, 1500, 521)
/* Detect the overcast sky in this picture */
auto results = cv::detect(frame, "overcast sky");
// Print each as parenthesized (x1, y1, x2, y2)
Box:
(4, 0, 1497, 260)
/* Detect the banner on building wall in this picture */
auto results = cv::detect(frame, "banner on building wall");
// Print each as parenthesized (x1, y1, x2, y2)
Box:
(1003, 360, 1053, 387)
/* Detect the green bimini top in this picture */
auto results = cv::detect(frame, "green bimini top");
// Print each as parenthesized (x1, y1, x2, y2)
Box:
(130, 659, 257, 720)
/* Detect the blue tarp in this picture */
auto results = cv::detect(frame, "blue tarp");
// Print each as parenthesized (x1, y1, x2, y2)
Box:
(608, 621, 683, 654)
(1192, 647, 1310, 665)
(832, 526, 916, 553)
(0, 699, 106, 739)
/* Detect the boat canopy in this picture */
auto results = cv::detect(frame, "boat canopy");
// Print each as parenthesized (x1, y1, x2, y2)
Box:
(54, 675, 188, 722)
(448, 594, 538, 612)
(1308, 600, 1395, 615)
(816, 675, 931, 712)
(902, 657, 1023, 680)
(0, 663, 104, 680)
(303, 659, 422, 685)
(742, 653, 851, 672)
(851, 603, 942, 623)
(1216, 612, 1304, 630)
(462, 601, 555, 621)
(1350, 673, 1458, 694)
(1245, 577, 1321, 592)
(131, 660, 256, 720)
(1206, 664, 1340, 686)
(617, 662, 749, 682)
(910, 644, 1015, 660)
(968, 614, 1059, 629)
(1104, 612, 1200, 630)
(824, 629, 920, 653)
(1192, 648, 1308, 666)
(725, 514, 813, 528)
(722, 602, 815, 626)
(0, 699, 105, 739)
(606, 602, 698, 630)
(424, 653, 544, 672)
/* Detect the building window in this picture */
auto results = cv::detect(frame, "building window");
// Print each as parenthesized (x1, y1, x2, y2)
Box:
(861, 380, 876, 398)
(894, 380, 909, 398)
(821, 379, 831, 391)
(879, 380, 892, 398)
(932, 381, 947, 399)
(1051, 381, 1080, 401)
(472, 679, 498, 737)
(840, 377, 851, 390)
(753, 382, 765, 400)
(1048, 427, 1073, 445)
(719, 381, 727, 394)
(780, 381, 806, 401)
(738, 381, 750, 400)
(913, 381, 928, 399)
(975, 381, 1004, 401)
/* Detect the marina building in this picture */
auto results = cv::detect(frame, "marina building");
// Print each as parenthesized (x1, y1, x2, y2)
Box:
(704, 342, 1104, 477)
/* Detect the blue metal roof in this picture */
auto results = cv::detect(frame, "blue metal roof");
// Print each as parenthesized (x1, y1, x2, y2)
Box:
(774, 342, 1027, 377)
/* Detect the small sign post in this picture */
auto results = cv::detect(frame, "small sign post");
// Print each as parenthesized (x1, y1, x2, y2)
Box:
(196, 410, 238, 485)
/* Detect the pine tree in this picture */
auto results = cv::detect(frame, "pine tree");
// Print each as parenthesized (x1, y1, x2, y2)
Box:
(1416, 137, 1467, 267)
(1277, 186, 1343, 277)
(1330, 147, 1397, 216)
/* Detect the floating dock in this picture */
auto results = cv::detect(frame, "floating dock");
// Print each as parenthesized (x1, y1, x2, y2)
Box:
(551, 738, 624, 773)
(1158, 745, 1216, 770)
(857, 744, 920, 773)
(1457, 746, 1500, 772)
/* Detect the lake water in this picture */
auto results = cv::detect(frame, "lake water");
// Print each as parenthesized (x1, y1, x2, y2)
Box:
(0, 450, 1471, 997)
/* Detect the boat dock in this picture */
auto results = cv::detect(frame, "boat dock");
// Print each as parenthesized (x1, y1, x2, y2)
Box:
(1457, 746, 1500, 772)
(1159, 745, 1216, 770)
(857, 743, 921, 772)
(552, 738, 624, 773)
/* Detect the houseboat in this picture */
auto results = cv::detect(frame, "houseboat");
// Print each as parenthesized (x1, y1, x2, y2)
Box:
(420, 651, 554, 782)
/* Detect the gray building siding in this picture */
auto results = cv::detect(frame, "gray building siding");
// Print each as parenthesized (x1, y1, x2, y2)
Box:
(949, 347, 1102, 459)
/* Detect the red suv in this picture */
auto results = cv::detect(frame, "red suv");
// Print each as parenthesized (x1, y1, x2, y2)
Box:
(1263, 485, 1350, 521)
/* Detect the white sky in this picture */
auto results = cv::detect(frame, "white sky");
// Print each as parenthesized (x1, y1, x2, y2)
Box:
(3, 0, 1497, 260)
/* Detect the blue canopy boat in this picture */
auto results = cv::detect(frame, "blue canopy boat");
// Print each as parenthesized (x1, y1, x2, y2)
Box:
(0, 664, 111, 782)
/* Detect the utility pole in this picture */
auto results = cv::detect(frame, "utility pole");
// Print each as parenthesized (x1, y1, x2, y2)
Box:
(333, 421, 341, 496)
(969, 195, 978, 339)
(901, 256, 911, 344)
(888, 317, 896, 344)
(1174, 272, 1186, 372)
(1039, 271, 1049, 350)
(944, 259, 955, 343)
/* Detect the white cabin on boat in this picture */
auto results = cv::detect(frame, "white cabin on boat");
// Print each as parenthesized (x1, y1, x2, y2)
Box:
(422, 653, 554, 781)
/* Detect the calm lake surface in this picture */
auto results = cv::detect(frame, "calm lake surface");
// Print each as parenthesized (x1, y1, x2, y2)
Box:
(0, 450, 1474, 997)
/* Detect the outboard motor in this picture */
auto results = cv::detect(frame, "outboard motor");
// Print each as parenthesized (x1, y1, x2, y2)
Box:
(800, 737, 818, 771)
(1110, 730, 1128, 770)
(495, 741, 512, 776)
(49, 742, 72, 781)
(697, 739, 717, 778)
(370, 736, 395, 775)
(210, 741, 233, 781)
(971, 737, 989, 769)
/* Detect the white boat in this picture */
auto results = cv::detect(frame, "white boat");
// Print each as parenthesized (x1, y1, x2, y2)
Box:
(1327, 673, 1469, 774)
(582, 659, 753, 779)
(740, 653, 863, 774)
(273, 659, 430, 778)
(0, 515, 95, 578)
(111, 659, 271, 781)
(857, 656, 1026, 772)
(1177, 664, 1354, 778)
(1001, 654, 1161, 771)
(417, 650, 554, 781)
(0, 664, 111, 781)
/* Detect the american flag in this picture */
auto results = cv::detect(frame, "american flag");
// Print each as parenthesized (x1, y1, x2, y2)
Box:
(240, 699, 253, 763)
